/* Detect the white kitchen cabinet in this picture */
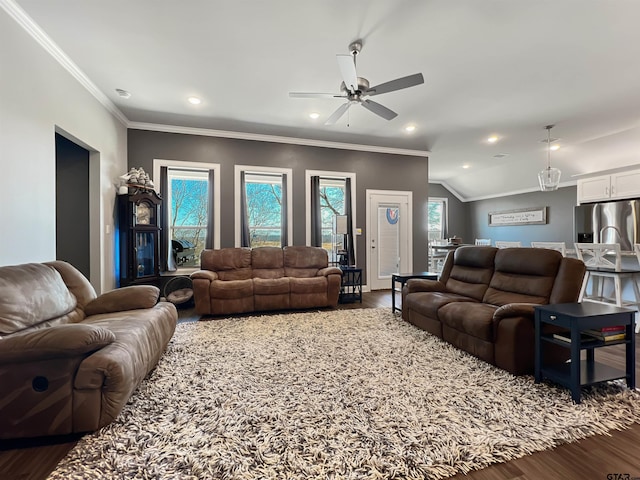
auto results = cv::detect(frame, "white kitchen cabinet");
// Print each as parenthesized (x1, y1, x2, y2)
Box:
(577, 169, 640, 203)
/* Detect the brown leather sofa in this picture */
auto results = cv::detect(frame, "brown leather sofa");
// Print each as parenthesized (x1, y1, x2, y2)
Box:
(191, 246, 343, 316)
(0, 261, 177, 439)
(402, 246, 586, 375)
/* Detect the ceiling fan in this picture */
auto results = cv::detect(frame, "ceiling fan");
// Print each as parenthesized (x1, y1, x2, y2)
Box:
(289, 40, 424, 125)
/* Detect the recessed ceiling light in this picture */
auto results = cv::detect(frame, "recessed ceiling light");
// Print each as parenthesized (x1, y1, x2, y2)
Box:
(188, 96, 202, 105)
(309, 112, 320, 119)
(487, 136, 498, 143)
(462, 164, 470, 169)
(550, 144, 560, 151)
(115, 88, 131, 99)
(404, 125, 416, 133)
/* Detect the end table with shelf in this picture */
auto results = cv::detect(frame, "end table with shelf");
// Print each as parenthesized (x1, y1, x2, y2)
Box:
(339, 267, 362, 303)
(391, 272, 438, 313)
(534, 302, 636, 403)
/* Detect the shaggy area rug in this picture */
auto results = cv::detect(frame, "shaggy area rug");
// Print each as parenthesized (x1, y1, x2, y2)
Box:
(49, 308, 640, 479)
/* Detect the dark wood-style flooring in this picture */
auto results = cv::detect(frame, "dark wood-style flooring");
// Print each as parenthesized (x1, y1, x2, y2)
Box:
(1, 291, 639, 480)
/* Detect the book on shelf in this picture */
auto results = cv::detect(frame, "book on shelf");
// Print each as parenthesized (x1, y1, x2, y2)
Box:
(552, 332, 598, 344)
(583, 330, 626, 341)
(589, 325, 625, 334)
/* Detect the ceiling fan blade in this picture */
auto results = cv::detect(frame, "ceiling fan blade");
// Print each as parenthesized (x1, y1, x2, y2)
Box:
(324, 102, 352, 125)
(361, 99, 397, 121)
(365, 73, 424, 96)
(289, 92, 346, 98)
(336, 54, 358, 92)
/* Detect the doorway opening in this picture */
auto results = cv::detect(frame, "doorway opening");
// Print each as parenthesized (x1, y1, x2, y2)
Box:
(55, 133, 90, 279)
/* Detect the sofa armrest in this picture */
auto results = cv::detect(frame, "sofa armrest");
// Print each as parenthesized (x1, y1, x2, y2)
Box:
(317, 267, 343, 277)
(405, 279, 446, 294)
(493, 302, 538, 321)
(190, 270, 219, 281)
(0, 324, 115, 363)
(84, 286, 160, 316)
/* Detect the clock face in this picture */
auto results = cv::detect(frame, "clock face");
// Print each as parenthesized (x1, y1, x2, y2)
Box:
(135, 202, 152, 225)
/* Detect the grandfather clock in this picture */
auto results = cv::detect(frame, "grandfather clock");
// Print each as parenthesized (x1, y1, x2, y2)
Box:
(118, 189, 162, 287)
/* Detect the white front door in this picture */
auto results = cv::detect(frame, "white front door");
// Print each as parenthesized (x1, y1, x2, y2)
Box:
(366, 190, 412, 290)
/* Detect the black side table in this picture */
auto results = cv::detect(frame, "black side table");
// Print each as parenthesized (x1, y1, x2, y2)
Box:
(534, 302, 636, 403)
(391, 272, 438, 313)
(339, 267, 362, 303)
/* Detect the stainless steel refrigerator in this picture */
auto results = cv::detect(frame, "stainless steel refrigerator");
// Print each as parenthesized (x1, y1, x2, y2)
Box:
(574, 199, 640, 251)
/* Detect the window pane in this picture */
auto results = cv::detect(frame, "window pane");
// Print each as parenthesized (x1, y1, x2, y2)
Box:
(245, 173, 283, 247)
(428, 200, 445, 241)
(319, 178, 346, 260)
(168, 169, 209, 267)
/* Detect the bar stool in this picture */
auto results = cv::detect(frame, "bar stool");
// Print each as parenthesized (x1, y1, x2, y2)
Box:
(575, 243, 640, 333)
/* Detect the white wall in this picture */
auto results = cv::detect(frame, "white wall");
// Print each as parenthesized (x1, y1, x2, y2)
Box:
(0, 7, 127, 293)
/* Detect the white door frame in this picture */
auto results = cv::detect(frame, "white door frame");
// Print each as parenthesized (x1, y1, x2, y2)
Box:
(366, 189, 413, 290)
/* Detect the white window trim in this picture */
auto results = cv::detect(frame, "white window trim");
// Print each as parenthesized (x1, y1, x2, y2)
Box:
(234, 165, 293, 247)
(153, 159, 221, 249)
(305, 170, 357, 247)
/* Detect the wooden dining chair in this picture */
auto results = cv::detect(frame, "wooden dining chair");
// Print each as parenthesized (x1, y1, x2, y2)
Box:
(530, 241, 566, 256)
(575, 243, 640, 334)
(495, 241, 522, 248)
(474, 239, 491, 246)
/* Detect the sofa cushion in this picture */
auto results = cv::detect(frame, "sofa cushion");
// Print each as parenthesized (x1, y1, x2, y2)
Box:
(252, 247, 285, 279)
(405, 291, 478, 320)
(201, 248, 252, 281)
(0, 263, 77, 335)
(438, 302, 498, 342)
(253, 277, 290, 295)
(284, 246, 327, 278)
(289, 276, 327, 294)
(209, 279, 254, 299)
(483, 248, 560, 306)
(443, 246, 496, 301)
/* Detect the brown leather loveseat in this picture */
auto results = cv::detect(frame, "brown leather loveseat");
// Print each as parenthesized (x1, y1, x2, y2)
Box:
(402, 246, 586, 375)
(191, 246, 343, 316)
(0, 261, 178, 439)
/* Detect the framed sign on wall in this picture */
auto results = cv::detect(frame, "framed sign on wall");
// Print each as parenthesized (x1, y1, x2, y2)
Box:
(488, 207, 547, 226)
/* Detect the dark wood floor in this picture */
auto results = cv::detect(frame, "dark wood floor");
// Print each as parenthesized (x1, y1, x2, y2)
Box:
(1, 291, 639, 480)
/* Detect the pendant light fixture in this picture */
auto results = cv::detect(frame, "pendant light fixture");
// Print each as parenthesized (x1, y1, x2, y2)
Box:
(538, 124, 561, 191)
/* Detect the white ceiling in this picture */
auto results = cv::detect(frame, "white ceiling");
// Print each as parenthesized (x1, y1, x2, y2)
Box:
(11, 0, 640, 200)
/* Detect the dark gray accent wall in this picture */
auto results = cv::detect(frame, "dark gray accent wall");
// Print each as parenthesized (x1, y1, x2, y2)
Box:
(56, 133, 90, 277)
(428, 183, 471, 243)
(467, 186, 578, 246)
(127, 130, 430, 276)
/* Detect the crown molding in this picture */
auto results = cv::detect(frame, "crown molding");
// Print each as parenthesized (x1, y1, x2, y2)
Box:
(1, 0, 128, 125)
(428, 180, 467, 202)
(128, 122, 430, 158)
(463, 179, 577, 202)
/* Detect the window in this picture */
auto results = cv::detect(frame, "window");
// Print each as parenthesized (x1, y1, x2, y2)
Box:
(235, 166, 292, 247)
(306, 170, 356, 264)
(167, 169, 209, 267)
(319, 177, 346, 256)
(153, 160, 220, 271)
(427, 197, 448, 241)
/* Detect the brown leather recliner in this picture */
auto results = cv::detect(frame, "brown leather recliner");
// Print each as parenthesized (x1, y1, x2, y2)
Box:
(191, 246, 343, 316)
(0, 261, 177, 439)
(402, 246, 586, 375)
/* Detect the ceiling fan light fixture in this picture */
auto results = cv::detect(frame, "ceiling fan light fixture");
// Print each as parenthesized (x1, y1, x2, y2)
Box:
(538, 124, 561, 191)
(309, 112, 320, 119)
(487, 135, 498, 143)
(404, 124, 416, 133)
(188, 96, 201, 105)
